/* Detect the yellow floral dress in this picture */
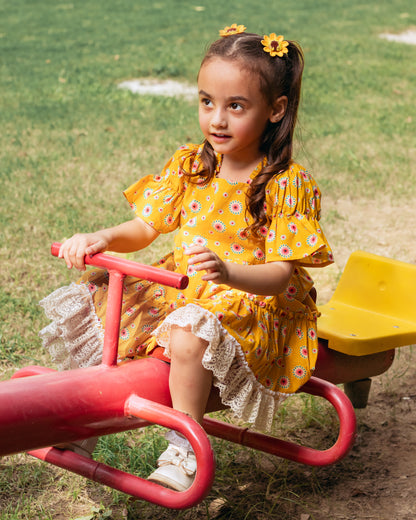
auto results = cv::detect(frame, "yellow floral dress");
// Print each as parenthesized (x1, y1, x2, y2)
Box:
(40, 143, 333, 431)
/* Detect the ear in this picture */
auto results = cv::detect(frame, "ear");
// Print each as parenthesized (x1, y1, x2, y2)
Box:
(269, 95, 288, 123)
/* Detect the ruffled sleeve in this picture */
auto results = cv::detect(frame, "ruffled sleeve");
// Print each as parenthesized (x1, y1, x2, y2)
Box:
(123, 144, 200, 233)
(264, 163, 333, 267)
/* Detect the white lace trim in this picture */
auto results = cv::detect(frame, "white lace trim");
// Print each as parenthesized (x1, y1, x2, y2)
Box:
(153, 303, 288, 431)
(39, 283, 104, 370)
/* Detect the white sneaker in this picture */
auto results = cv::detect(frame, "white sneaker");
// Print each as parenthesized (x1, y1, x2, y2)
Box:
(148, 443, 197, 491)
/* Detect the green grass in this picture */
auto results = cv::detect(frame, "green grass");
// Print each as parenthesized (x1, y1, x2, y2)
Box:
(0, 0, 415, 517)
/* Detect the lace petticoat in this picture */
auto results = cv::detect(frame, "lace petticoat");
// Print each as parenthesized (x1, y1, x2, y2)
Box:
(39, 283, 104, 370)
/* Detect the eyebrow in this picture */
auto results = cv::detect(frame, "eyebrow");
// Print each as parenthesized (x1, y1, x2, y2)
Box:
(198, 89, 250, 104)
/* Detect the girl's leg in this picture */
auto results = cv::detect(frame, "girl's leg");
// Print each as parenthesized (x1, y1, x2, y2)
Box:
(168, 326, 212, 424)
(148, 327, 213, 491)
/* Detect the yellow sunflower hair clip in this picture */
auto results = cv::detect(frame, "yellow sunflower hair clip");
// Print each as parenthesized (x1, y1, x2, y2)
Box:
(219, 24, 246, 37)
(261, 33, 289, 57)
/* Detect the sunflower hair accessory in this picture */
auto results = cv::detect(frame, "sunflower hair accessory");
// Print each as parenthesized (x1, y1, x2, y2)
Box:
(219, 24, 246, 37)
(261, 33, 289, 57)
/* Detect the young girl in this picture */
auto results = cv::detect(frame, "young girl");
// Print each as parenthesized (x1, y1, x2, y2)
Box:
(40, 25, 333, 491)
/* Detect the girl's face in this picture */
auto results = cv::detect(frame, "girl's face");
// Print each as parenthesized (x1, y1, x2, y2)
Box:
(198, 58, 286, 166)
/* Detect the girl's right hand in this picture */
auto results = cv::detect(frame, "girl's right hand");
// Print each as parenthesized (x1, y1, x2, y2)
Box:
(58, 232, 109, 271)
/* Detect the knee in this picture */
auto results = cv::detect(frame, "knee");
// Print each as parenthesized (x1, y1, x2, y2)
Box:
(169, 327, 208, 362)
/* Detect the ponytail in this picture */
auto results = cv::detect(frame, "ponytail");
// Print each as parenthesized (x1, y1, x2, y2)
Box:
(248, 41, 304, 234)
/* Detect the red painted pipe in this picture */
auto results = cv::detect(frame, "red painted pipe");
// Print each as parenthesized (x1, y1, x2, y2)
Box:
(29, 395, 215, 509)
(1, 357, 354, 508)
(1, 359, 215, 508)
(1, 359, 171, 456)
(203, 376, 356, 466)
(50, 242, 189, 290)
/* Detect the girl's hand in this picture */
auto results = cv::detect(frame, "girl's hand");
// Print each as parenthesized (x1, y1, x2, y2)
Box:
(58, 218, 159, 271)
(185, 245, 229, 284)
(185, 244, 295, 295)
(59, 232, 109, 271)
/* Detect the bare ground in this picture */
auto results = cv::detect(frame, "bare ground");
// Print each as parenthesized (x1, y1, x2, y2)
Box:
(313, 196, 416, 303)
(297, 347, 416, 520)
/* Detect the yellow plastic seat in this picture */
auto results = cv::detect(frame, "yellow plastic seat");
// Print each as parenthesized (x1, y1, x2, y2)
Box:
(317, 251, 416, 356)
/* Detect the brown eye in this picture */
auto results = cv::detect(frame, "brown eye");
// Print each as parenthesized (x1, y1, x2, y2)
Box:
(230, 102, 243, 111)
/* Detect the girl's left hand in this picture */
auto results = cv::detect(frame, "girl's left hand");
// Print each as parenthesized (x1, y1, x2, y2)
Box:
(185, 245, 229, 284)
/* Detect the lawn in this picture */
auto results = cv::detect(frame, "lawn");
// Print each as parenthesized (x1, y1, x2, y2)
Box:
(0, 0, 415, 518)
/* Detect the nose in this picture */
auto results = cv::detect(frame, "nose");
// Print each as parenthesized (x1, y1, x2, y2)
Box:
(210, 108, 227, 129)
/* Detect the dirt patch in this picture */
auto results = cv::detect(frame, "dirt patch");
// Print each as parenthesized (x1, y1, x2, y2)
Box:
(304, 348, 416, 520)
(313, 196, 416, 303)
(190, 349, 416, 520)
(379, 29, 416, 45)
(325, 196, 416, 266)
(118, 78, 198, 100)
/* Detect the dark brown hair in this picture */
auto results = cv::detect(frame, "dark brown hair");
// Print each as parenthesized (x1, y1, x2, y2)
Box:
(189, 32, 304, 235)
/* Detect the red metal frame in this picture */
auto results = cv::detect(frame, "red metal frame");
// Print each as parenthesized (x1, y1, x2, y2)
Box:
(0, 243, 357, 509)
(203, 376, 356, 467)
(27, 394, 215, 509)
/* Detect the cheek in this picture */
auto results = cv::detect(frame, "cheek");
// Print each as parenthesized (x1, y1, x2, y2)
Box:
(230, 118, 249, 137)
(198, 110, 209, 132)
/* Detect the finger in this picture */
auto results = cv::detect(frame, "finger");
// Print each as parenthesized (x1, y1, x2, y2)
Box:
(85, 241, 104, 256)
(62, 250, 73, 269)
(201, 271, 221, 282)
(59, 242, 73, 269)
(192, 260, 218, 272)
(184, 245, 209, 256)
(187, 252, 213, 265)
(73, 247, 87, 271)
(64, 242, 84, 271)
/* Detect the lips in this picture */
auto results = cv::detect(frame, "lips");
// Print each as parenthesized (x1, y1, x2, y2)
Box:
(210, 133, 231, 143)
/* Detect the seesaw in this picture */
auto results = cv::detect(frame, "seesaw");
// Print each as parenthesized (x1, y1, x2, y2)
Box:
(1, 244, 415, 509)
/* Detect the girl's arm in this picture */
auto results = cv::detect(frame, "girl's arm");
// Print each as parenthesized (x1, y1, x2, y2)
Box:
(59, 217, 160, 271)
(186, 245, 294, 295)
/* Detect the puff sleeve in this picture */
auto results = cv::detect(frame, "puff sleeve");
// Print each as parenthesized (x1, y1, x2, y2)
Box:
(123, 144, 198, 234)
(264, 163, 333, 267)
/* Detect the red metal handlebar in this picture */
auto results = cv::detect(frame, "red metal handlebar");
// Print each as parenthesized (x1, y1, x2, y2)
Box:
(51, 242, 188, 366)
(51, 242, 189, 290)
